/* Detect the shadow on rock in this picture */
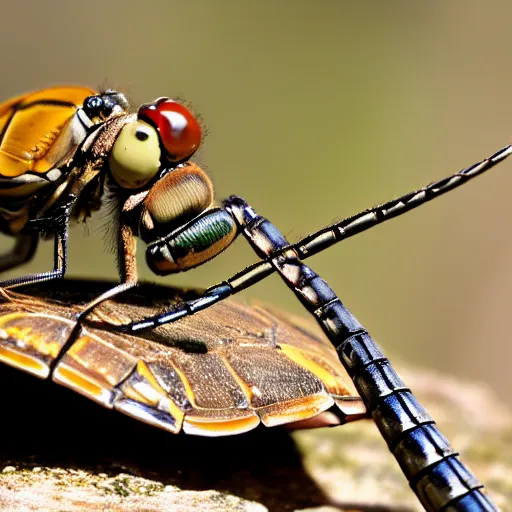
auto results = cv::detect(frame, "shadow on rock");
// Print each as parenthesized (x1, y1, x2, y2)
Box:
(0, 365, 347, 512)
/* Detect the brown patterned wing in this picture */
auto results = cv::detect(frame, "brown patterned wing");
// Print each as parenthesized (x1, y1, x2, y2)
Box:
(0, 280, 365, 436)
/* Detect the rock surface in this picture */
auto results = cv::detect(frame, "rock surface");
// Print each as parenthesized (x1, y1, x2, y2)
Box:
(0, 360, 509, 512)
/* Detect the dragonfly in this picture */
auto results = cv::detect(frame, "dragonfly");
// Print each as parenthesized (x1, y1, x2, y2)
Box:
(0, 86, 509, 511)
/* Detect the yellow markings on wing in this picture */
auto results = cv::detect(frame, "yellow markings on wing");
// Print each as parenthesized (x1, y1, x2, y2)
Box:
(0, 346, 47, 378)
(123, 361, 184, 422)
(183, 415, 260, 437)
(279, 343, 342, 393)
(56, 366, 104, 399)
(0, 312, 69, 358)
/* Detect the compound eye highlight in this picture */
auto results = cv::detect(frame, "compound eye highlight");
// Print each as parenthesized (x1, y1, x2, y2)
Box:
(138, 100, 201, 162)
(109, 120, 161, 189)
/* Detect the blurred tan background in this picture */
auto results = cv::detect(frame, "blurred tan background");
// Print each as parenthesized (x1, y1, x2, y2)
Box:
(0, 0, 511, 406)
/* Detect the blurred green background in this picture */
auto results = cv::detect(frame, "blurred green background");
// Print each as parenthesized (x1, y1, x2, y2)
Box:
(0, 1, 511, 406)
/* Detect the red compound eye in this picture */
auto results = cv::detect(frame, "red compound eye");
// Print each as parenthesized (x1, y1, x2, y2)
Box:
(138, 99, 202, 162)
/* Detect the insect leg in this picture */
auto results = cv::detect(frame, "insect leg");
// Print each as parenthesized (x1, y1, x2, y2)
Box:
(0, 234, 38, 273)
(0, 229, 68, 289)
(76, 222, 139, 320)
(0, 196, 75, 289)
(85, 144, 512, 333)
